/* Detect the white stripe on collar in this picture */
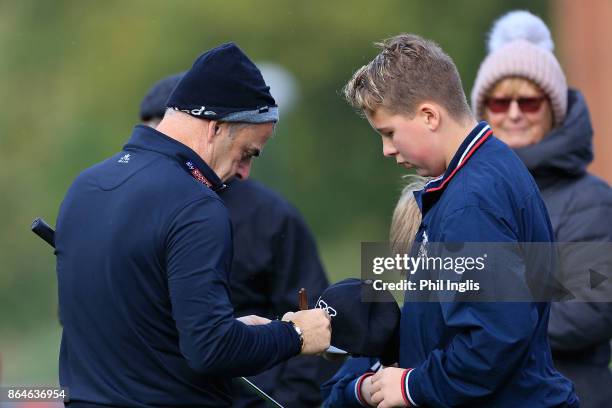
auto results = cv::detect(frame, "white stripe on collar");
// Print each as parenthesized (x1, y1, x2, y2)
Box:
(457, 124, 491, 167)
(421, 124, 491, 189)
(424, 174, 444, 187)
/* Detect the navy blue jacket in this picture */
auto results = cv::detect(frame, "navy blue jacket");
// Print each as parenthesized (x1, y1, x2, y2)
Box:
(321, 357, 379, 407)
(55, 125, 300, 407)
(220, 179, 340, 407)
(402, 122, 577, 407)
(323, 122, 578, 407)
(515, 90, 612, 408)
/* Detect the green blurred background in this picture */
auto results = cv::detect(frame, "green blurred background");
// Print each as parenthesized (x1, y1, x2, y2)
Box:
(0, 0, 548, 386)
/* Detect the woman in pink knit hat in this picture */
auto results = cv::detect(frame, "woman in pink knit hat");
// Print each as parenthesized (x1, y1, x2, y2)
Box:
(472, 10, 612, 408)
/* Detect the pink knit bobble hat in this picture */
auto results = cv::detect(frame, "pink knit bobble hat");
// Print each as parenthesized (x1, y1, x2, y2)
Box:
(471, 10, 568, 127)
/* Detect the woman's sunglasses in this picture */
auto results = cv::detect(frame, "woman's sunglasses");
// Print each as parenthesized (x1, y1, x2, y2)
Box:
(485, 96, 546, 114)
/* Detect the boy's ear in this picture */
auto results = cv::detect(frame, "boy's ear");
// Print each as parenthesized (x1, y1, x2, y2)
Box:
(418, 103, 441, 131)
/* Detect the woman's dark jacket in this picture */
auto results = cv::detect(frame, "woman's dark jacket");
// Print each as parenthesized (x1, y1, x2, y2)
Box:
(514, 89, 612, 408)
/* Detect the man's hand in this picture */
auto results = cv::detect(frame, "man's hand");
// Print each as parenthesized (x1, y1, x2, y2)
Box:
(236, 315, 271, 325)
(282, 309, 331, 355)
(371, 367, 408, 408)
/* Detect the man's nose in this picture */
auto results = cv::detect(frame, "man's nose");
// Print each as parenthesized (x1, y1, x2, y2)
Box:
(235, 161, 252, 180)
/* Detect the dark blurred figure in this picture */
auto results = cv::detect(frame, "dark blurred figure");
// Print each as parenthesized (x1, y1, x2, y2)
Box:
(472, 11, 612, 407)
(140, 73, 340, 407)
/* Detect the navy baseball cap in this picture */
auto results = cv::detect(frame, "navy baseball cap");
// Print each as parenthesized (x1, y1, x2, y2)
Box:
(316, 278, 400, 365)
(166, 42, 278, 123)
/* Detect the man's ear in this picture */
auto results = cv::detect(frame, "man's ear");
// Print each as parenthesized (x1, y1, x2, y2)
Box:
(418, 103, 441, 131)
(205, 120, 219, 143)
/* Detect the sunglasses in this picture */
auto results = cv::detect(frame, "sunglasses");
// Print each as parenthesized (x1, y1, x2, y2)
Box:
(485, 96, 546, 114)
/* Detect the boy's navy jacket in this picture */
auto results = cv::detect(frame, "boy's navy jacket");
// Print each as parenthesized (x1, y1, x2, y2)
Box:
(321, 357, 380, 407)
(322, 122, 579, 408)
(55, 125, 301, 407)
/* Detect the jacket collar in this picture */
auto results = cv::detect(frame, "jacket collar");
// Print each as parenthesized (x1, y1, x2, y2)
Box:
(420, 121, 493, 213)
(124, 125, 225, 192)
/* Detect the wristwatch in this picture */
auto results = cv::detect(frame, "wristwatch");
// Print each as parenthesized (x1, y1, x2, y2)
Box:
(288, 321, 304, 351)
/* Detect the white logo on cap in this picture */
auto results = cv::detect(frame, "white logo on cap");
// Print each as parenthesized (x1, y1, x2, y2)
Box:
(316, 298, 337, 318)
(118, 154, 130, 164)
(173, 106, 215, 116)
(190, 106, 206, 116)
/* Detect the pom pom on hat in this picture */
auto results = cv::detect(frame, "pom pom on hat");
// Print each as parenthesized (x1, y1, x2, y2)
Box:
(471, 10, 567, 127)
(487, 10, 554, 53)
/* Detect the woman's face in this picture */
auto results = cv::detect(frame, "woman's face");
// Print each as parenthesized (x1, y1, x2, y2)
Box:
(484, 78, 554, 148)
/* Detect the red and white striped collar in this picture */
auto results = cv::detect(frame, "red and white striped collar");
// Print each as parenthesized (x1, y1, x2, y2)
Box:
(421, 122, 493, 206)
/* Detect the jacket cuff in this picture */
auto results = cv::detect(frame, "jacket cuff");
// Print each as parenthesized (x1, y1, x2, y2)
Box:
(401, 368, 418, 407)
(355, 372, 375, 406)
(342, 372, 374, 407)
(275, 320, 302, 357)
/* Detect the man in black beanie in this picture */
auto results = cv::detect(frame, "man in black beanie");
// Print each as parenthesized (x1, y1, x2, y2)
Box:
(140, 72, 341, 407)
(55, 42, 331, 408)
(139, 72, 183, 127)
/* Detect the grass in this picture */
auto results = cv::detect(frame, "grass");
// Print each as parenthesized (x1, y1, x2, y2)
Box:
(1, 322, 62, 387)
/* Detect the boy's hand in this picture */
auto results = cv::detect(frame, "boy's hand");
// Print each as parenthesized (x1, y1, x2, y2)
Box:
(360, 374, 377, 406)
(371, 367, 408, 407)
(282, 309, 331, 355)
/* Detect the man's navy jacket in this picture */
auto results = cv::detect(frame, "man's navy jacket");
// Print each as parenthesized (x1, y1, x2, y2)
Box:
(322, 122, 579, 408)
(55, 125, 301, 407)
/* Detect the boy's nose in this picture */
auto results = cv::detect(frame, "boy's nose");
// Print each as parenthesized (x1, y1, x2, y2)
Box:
(382, 137, 397, 157)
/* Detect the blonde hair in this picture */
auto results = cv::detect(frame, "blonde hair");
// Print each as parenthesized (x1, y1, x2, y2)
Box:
(343, 34, 471, 120)
(487, 76, 544, 98)
(390, 175, 428, 256)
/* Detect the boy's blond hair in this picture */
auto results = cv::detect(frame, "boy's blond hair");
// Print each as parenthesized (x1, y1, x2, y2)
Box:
(390, 175, 428, 256)
(344, 34, 471, 120)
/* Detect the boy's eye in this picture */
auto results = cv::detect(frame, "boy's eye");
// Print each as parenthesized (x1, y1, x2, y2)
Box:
(376, 127, 394, 138)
